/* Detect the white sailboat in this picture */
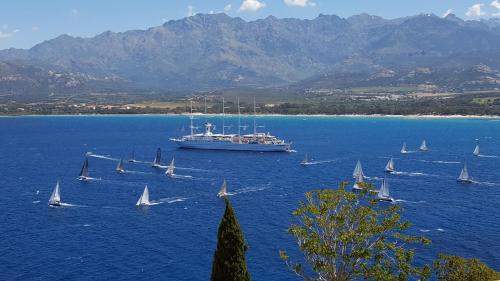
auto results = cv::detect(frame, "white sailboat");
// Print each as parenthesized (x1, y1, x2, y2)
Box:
(457, 162, 473, 183)
(217, 179, 228, 198)
(352, 171, 365, 191)
(166, 158, 175, 177)
(78, 158, 91, 181)
(385, 158, 395, 173)
(128, 151, 137, 163)
(473, 145, 480, 156)
(116, 159, 125, 173)
(152, 148, 161, 167)
(48, 181, 62, 207)
(377, 177, 394, 202)
(136, 186, 151, 206)
(301, 153, 311, 166)
(420, 140, 428, 151)
(353, 160, 364, 179)
(400, 142, 408, 154)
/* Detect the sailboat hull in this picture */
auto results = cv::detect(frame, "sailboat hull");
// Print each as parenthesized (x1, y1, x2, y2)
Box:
(457, 179, 473, 183)
(378, 196, 394, 202)
(49, 202, 61, 207)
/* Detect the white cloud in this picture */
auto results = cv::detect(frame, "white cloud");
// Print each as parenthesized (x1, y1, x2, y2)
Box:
(32, 26, 39, 31)
(0, 28, 19, 39)
(187, 5, 194, 17)
(442, 9, 453, 17)
(465, 4, 486, 17)
(491, 0, 500, 10)
(71, 9, 79, 15)
(239, 0, 266, 12)
(284, 0, 315, 7)
(224, 4, 232, 12)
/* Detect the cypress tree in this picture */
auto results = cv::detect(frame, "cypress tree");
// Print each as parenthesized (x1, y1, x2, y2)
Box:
(211, 197, 251, 281)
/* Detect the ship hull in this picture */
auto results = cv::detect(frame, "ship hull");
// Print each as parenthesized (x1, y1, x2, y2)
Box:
(171, 139, 290, 152)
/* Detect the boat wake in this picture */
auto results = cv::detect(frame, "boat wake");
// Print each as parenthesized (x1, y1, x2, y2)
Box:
(176, 167, 211, 172)
(416, 159, 461, 164)
(395, 199, 426, 204)
(304, 159, 338, 165)
(365, 176, 383, 181)
(392, 171, 436, 177)
(170, 174, 193, 179)
(87, 154, 120, 161)
(150, 197, 188, 205)
(478, 154, 499, 158)
(55, 203, 87, 207)
(124, 170, 152, 175)
(231, 185, 271, 195)
(419, 228, 445, 233)
(472, 181, 500, 186)
(32, 200, 40, 204)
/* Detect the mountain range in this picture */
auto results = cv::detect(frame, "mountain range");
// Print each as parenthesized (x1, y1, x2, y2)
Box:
(1, 12, 500, 98)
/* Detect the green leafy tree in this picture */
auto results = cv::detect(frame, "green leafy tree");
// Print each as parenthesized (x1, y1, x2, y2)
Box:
(211, 197, 251, 281)
(433, 255, 500, 281)
(280, 184, 431, 281)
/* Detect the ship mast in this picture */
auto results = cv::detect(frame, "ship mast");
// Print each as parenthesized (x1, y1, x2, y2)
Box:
(253, 97, 257, 136)
(222, 97, 225, 135)
(237, 97, 241, 138)
(190, 100, 194, 136)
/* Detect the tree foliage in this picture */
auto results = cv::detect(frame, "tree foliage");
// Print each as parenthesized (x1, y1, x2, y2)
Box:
(211, 197, 251, 281)
(433, 255, 500, 281)
(280, 184, 431, 281)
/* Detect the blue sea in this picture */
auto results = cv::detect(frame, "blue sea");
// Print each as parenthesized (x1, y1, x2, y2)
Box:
(1, 115, 499, 280)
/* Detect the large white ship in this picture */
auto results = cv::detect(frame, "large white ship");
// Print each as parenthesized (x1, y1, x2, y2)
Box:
(170, 98, 291, 152)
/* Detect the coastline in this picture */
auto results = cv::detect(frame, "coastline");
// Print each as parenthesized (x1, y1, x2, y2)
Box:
(1, 113, 500, 119)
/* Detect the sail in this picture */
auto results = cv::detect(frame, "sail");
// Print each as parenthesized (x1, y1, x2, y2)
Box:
(401, 142, 407, 154)
(458, 163, 471, 181)
(166, 158, 175, 176)
(420, 140, 428, 151)
(301, 153, 309, 164)
(79, 158, 89, 178)
(116, 159, 124, 172)
(152, 148, 161, 166)
(136, 186, 150, 206)
(385, 158, 395, 172)
(378, 178, 390, 198)
(473, 145, 480, 156)
(49, 181, 61, 205)
(217, 179, 228, 197)
(353, 160, 364, 178)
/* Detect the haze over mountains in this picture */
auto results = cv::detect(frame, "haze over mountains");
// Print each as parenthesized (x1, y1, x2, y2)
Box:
(1, 12, 500, 97)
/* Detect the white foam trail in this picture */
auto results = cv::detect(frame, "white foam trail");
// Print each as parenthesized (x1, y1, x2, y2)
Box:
(394, 199, 426, 204)
(478, 155, 499, 158)
(124, 170, 152, 175)
(170, 174, 193, 179)
(176, 167, 211, 172)
(288, 150, 297, 153)
(303, 159, 338, 165)
(416, 159, 460, 164)
(87, 154, 120, 161)
(150, 197, 188, 205)
(36, 190, 40, 194)
(419, 229, 431, 233)
(232, 185, 270, 195)
(58, 203, 87, 207)
(365, 176, 383, 181)
(392, 171, 436, 177)
(32, 200, 40, 204)
(436, 228, 445, 232)
(472, 181, 500, 186)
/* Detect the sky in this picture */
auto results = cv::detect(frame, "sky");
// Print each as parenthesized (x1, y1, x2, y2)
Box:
(1, 0, 500, 50)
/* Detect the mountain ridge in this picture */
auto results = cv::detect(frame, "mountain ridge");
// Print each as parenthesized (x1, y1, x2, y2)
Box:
(1, 12, 500, 96)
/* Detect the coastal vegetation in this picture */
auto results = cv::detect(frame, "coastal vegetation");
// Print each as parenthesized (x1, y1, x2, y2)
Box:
(214, 186, 499, 280)
(211, 197, 251, 281)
